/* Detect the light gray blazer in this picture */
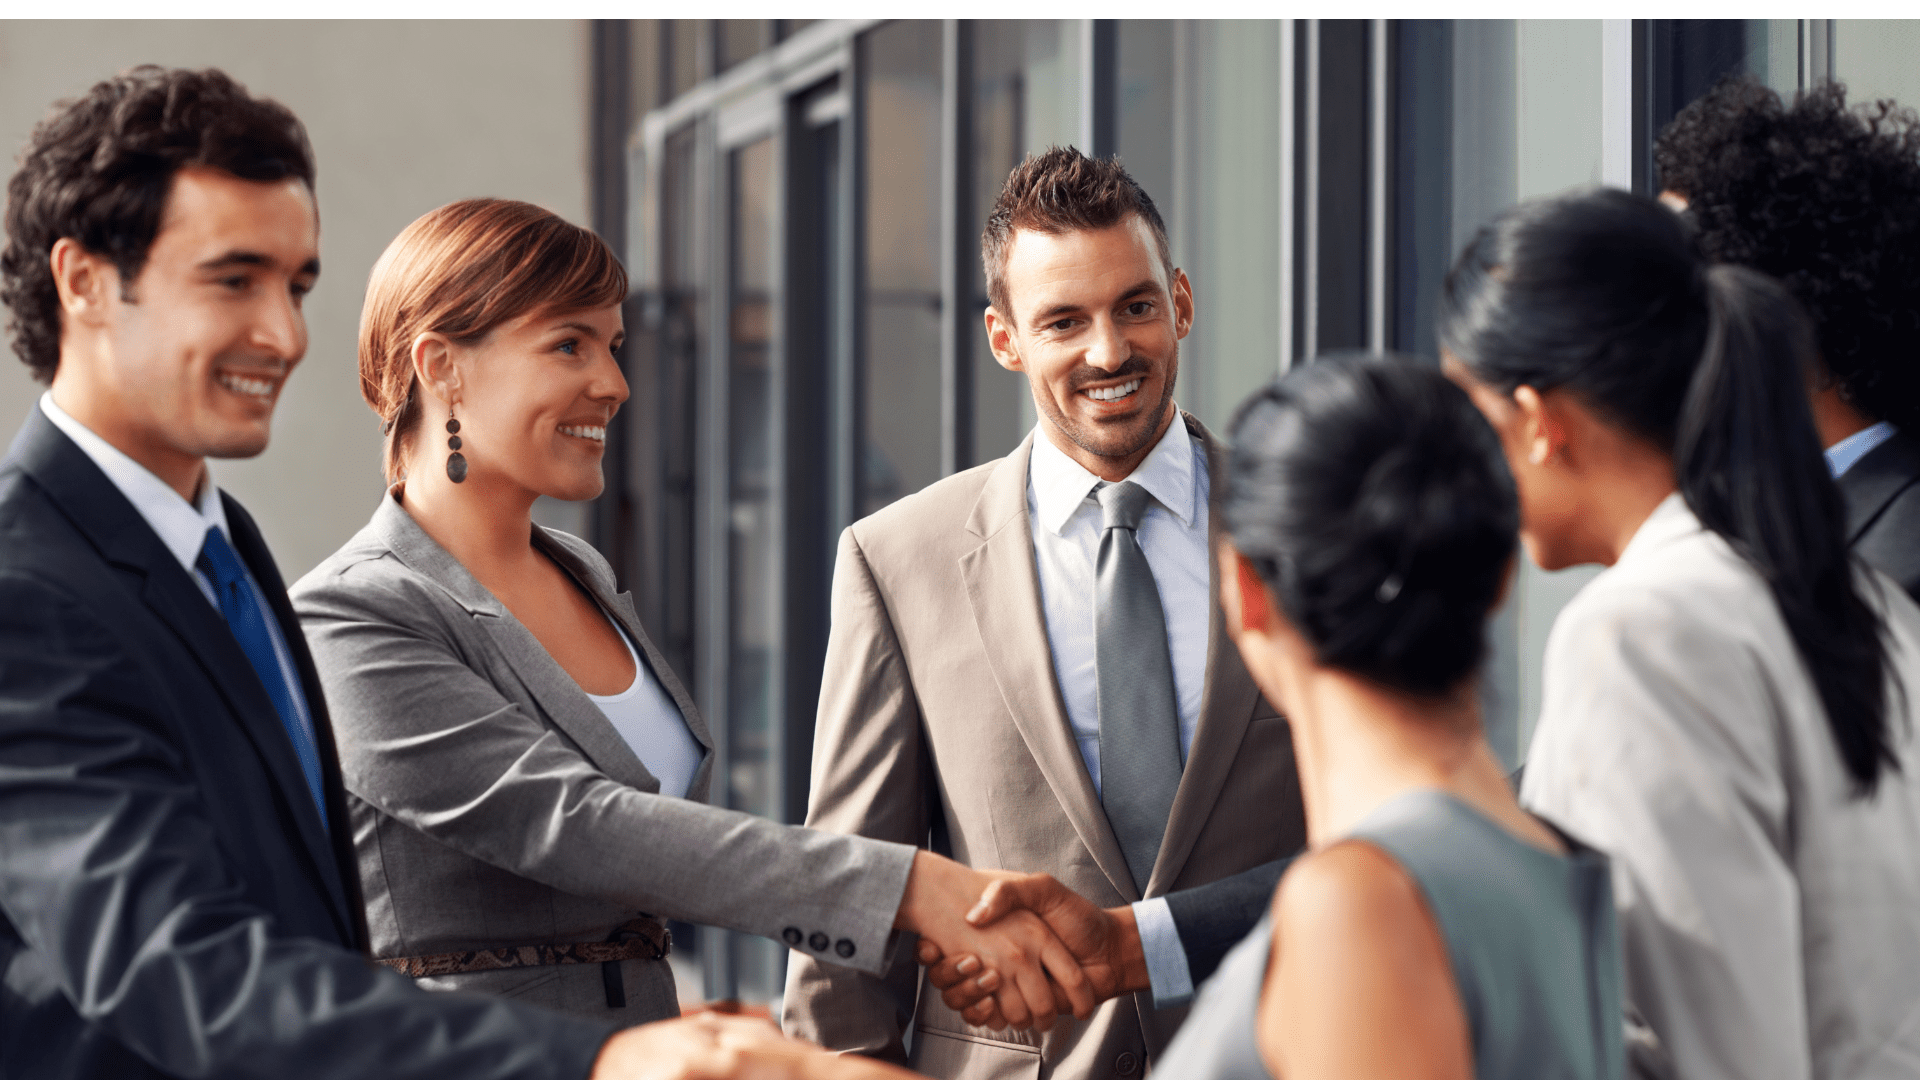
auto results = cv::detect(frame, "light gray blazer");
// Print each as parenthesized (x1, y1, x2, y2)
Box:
(291, 493, 914, 1023)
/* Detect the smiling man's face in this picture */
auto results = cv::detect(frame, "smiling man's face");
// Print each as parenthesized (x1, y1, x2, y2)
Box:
(63, 164, 319, 486)
(985, 213, 1193, 481)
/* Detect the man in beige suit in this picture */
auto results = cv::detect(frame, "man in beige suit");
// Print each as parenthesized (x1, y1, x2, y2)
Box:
(782, 148, 1306, 1078)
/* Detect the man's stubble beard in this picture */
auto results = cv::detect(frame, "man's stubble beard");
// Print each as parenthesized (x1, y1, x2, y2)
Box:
(1031, 344, 1180, 465)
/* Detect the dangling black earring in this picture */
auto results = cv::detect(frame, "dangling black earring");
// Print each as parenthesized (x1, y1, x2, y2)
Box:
(445, 408, 467, 484)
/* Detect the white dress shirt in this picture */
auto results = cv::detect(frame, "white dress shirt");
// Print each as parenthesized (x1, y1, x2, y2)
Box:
(1522, 493, 1920, 1080)
(38, 392, 320, 761)
(584, 615, 704, 801)
(1825, 420, 1897, 479)
(1027, 415, 1210, 1008)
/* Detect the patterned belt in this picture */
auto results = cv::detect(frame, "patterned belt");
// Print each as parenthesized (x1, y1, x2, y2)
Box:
(377, 916, 671, 981)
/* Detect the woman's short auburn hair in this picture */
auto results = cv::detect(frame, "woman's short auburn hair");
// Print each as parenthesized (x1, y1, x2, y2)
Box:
(359, 197, 628, 483)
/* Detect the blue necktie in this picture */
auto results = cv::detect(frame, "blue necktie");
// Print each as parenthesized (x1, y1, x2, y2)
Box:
(196, 526, 328, 828)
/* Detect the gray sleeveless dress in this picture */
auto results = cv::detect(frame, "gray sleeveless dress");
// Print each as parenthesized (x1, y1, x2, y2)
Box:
(1156, 790, 1623, 1080)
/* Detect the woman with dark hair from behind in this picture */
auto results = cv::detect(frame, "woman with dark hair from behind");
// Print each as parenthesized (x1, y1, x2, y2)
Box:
(1157, 355, 1624, 1080)
(1440, 187, 1920, 1080)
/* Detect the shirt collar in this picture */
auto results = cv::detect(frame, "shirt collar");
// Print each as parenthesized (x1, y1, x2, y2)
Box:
(1825, 420, 1898, 479)
(1029, 411, 1197, 536)
(39, 392, 230, 576)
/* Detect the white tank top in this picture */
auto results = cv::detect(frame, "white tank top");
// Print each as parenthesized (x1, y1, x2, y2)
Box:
(584, 617, 703, 800)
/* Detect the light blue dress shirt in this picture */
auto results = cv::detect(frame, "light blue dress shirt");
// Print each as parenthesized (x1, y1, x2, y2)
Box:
(1026, 415, 1208, 1008)
(1826, 420, 1897, 479)
(38, 393, 321, 770)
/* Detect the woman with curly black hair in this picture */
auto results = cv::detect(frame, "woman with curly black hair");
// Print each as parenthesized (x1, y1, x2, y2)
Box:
(1656, 76, 1920, 599)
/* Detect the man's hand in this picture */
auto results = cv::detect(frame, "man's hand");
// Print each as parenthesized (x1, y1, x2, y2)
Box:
(893, 851, 1097, 1031)
(916, 873, 1150, 1028)
(591, 1013, 916, 1080)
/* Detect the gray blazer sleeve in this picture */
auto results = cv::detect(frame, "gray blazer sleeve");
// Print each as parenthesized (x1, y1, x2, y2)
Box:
(294, 557, 914, 976)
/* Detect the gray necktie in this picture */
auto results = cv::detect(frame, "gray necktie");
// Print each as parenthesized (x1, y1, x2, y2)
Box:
(1094, 480, 1184, 894)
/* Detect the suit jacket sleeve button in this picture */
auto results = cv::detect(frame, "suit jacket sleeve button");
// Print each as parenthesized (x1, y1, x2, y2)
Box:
(1116, 1052, 1139, 1076)
(835, 938, 856, 959)
(808, 931, 830, 952)
(782, 927, 803, 947)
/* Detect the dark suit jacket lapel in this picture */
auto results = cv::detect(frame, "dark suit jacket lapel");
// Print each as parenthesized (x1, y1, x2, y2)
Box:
(223, 495, 367, 948)
(1839, 430, 1920, 544)
(371, 495, 669, 795)
(1147, 414, 1263, 896)
(959, 433, 1140, 900)
(11, 411, 354, 941)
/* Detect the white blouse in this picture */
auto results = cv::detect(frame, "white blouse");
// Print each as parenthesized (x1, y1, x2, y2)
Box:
(586, 617, 704, 801)
(1522, 494, 1920, 1080)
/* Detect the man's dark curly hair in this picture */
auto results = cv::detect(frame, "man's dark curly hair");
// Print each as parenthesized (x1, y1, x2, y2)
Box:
(2, 65, 315, 383)
(1655, 76, 1920, 430)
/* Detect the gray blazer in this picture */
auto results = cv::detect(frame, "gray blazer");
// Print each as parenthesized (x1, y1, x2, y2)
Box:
(291, 493, 915, 1022)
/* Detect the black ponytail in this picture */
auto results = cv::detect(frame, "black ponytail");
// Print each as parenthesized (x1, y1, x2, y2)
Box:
(1439, 188, 1898, 794)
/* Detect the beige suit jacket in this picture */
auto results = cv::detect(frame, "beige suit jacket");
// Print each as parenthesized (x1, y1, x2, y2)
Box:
(782, 415, 1307, 1079)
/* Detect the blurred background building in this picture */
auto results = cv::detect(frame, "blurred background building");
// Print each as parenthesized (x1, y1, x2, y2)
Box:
(4, 17, 1919, 1008)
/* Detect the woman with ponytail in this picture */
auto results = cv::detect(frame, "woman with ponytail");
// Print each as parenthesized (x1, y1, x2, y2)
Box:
(1440, 188, 1920, 1080)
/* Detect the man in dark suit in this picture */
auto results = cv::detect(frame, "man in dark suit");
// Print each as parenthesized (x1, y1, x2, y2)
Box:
(1655, 76, 1920, 597)
(0, 65, 896, 1080)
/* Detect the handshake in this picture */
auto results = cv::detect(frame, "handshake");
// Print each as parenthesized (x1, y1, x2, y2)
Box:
(586, 850, 1136, 1080)
(894, 850, 1148, 1033)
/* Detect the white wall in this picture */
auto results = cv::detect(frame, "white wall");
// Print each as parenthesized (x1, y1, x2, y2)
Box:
(0, 20, 592, 580)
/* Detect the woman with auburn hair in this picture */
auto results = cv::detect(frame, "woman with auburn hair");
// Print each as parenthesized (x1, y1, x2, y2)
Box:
(290, 199, 1093, 1030)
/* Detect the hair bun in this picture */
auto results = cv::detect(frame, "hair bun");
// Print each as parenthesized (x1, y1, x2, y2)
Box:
(1224, 354, 1518, 698)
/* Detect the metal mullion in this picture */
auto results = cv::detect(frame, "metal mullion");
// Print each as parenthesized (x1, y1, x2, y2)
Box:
(694, 110, 736, 1003)
(1303, 20, 1320, 365)
(833, 39, 866, 535)
(1278, 19, 1295, 372)
(940, 20, 975, 477)
(1367, 18, 1388, 355)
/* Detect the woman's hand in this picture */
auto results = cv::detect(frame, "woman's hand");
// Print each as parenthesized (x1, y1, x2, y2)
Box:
(894, 850, 1096, 1030)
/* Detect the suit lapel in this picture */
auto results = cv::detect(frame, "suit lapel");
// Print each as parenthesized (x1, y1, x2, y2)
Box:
(11, 413, 353, 939)
(1839, 430, 1920, 544)
(1145, 416, 1264, 895)
(371, 495, 666, 795)
(223, 495, 365, 946)
(960, 434, 1140, 900)
(536, 526, 714, 799)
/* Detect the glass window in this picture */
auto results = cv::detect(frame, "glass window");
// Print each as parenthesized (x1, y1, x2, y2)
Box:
(1182, 20, 1281, 431)
(1116, 21, 1175, 222)
(668, 20, 706, 100)
(655, 122, 703, 691)
(719, 20, 772, 74)
(726, 133, 779, 825)
(970, 20, 1032, 464)
(861, 21, 945, 516)
(968, 20, 1088, 464)
(724, 132, 782, 1001)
